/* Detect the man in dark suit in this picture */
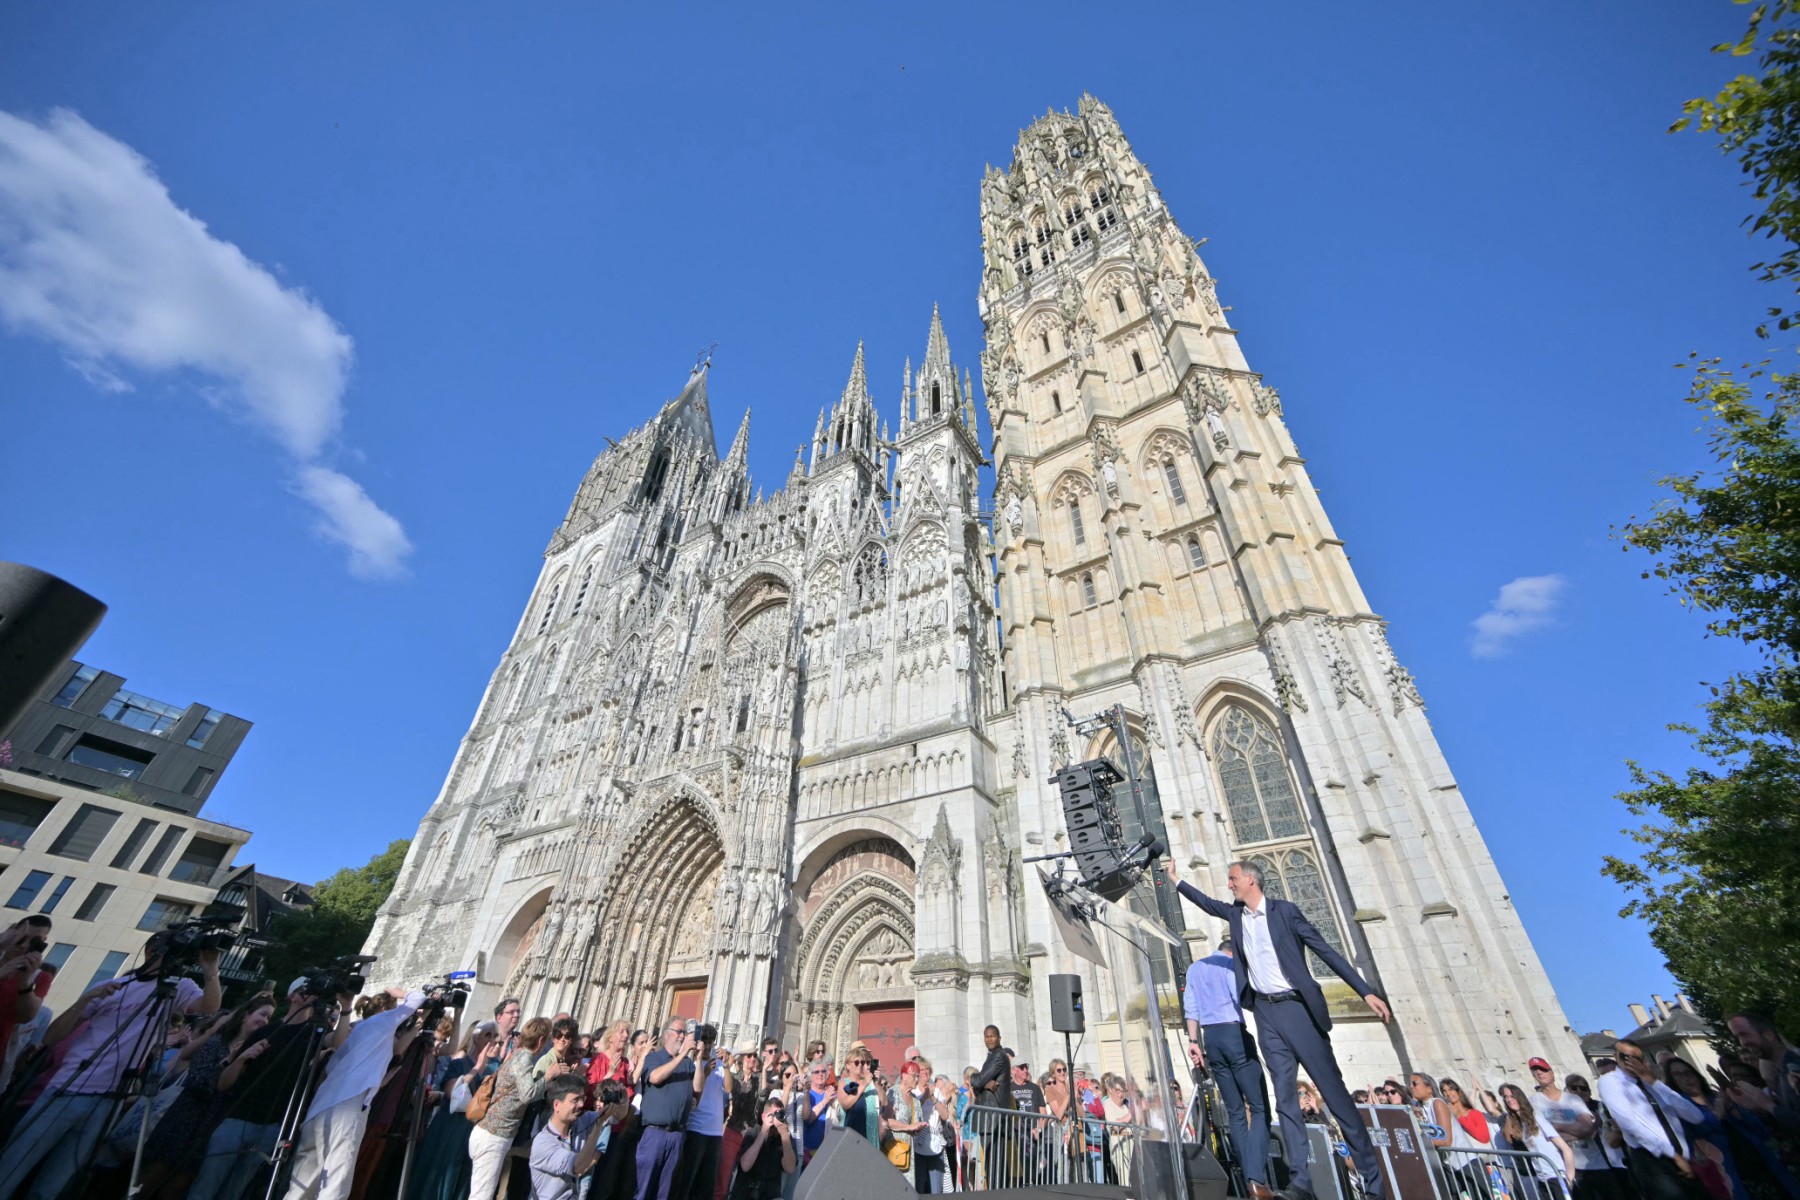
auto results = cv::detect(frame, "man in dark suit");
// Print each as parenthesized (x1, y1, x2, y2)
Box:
(1166, 857, 1392, 1200)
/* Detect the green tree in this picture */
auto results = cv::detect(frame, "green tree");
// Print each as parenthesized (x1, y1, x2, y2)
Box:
(261, 839, 410, 992)
(1604, 0, 1800, 1033)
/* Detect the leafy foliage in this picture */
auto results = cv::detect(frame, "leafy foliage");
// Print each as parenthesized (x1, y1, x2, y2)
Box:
(1673, 1, 1800, 336)
(1607, 362, 1800, 1031)
(262, 839, 409, 991)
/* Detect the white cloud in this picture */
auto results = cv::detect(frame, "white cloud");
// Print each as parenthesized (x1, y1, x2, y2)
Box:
(1470, 574, 1567, 658)
(0, 108, 410, 578)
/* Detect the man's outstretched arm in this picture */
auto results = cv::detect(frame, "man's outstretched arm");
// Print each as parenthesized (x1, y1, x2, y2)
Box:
(1290, 906, 1391, 1023)
(1163, 858, 1235, 920)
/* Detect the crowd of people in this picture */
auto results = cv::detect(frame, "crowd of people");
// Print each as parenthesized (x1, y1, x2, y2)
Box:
(1, 904, 1797, 1200)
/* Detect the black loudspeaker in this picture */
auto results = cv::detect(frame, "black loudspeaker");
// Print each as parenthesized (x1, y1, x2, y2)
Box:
(1137, 1138, 1231, 1200)
(1054, 758, 1139, 900)
(792, 1127, 915, 1200)
(0, 563, 105, 739)
(1048, 972, 1085, 1033)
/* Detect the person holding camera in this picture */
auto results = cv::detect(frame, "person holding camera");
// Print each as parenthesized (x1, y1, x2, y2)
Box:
(670, 1023, 729, 1200)
(0, 926, 222, 1200)
(835, 1049, 887, 1149)
(530, 1075, 630, 1200)
(635, 1017, 707, 1200)
(281, 984, 424, 1200)
(729, 1093, 796, 1200)
(0, 917, 53, 1069)
(471, 1016, 553, 1200)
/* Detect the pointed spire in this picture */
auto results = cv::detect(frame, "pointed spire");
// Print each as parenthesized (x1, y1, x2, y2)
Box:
(900, 356, 913, 426)
(924, 303, 951, 374)
(843, 340, 869, 406)
(962, 369, 977, 431)
(725, 408, 751, 465)
(790, 445, 806, 484)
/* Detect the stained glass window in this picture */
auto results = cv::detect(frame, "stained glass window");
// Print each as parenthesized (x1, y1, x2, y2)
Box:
(1210, 706, 1306, 844)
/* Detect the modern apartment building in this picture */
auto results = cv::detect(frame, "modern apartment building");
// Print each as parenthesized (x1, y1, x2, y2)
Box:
(0, 661, 255, 1008)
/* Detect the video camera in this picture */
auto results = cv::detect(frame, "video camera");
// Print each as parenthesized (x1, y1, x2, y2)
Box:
(151, 914, 238, 970)
(300, 953, 378, 1000)
(403, 977, 471, 1031)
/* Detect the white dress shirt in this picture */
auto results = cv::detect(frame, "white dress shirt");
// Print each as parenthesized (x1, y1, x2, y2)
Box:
(1239, 898, 1294, 995)
(306, 990, 426, 1117)
(1596, 1069, 1705, 1159)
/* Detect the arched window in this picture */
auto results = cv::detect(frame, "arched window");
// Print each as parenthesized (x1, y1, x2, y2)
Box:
(1114, 292, 1126, 314)
(1089, 184, 1118, 231)
(735, 694, 751, 734)
(1211, 705, 1306, 844)
(1041, 332, 1051, 355)
(1081, 573, 1098, 607)
(1186, 535, 1206, 570)
(1069, 500, 1087, 547)
(536, 584, 562, 635)
(931, 382, 942, 414)
(1163, 458, 1187, 506)
(1011, 231, 1032, 279)
(644, 446, 671, 503)
(1051, 390, 1062, 414)
(571, 564, 595, 616)
(1033, 219, 1056, 269)
(1131, 349, 1146, 375)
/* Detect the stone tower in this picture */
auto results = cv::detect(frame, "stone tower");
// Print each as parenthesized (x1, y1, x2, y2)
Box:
(978, 95, 1579, 1080)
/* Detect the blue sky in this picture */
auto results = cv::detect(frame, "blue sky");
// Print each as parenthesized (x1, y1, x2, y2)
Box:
(0, 2, 1776, 1036)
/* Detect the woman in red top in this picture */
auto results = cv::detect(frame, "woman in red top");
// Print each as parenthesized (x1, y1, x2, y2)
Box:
(1442, 1079, 1491, 1146)
(586, 1021, 633, 1092)
(585, 1021, 637, 1200)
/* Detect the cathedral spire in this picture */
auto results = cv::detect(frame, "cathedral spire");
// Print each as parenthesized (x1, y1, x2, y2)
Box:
(725, 407, 751, 466)
(900, 356, 912, 429)
(915, 304, 955, 421)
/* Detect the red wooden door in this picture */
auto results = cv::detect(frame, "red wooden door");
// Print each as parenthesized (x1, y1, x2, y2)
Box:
(670, 984, 707, 1022)
(856, 1002, 915, 1073)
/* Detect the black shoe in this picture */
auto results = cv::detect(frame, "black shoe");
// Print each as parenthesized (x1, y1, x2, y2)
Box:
(1279, 1186, 1317, 1200)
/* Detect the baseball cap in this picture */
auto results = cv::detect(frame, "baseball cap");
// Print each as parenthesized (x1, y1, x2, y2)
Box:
(1528, 1057, 1553, 1071)
(287, 977, 308, 997)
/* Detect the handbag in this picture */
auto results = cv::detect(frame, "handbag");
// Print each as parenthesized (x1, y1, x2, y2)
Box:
(884, 1135, 911, 1170)
(449, 1075, 473, 1114)
(465, 1070, 498, 1123)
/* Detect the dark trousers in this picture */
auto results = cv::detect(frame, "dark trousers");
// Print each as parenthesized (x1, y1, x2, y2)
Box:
(1624, 1147, 1707, 1200)
(1577, 1165, 1639, 1200)
(1203, 1021, 1272, 1186)
(636, 1126, 686, 1200)
(1255, 996, 1383, 1198)
(672, 1132, 721, 1200)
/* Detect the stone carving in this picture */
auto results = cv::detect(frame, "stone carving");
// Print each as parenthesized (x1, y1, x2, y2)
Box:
(1317, 620, 1370, 709)
(1251, 380, 1283, 417)
(1264, 632, 1310, 714)
(1047, 717, 1072, 772)
(1370, 625, 1426, 716)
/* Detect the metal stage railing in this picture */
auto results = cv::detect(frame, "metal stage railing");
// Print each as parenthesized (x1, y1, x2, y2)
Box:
(959, 1104, 1165, 1191)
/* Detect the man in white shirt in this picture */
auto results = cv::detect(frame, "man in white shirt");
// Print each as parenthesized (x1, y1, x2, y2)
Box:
(282, 986, 425, 1200)
(1595, 1038, 1707, 1200)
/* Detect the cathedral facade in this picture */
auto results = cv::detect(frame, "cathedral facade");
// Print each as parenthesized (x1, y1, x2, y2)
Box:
(366, 96, 1580, 1081)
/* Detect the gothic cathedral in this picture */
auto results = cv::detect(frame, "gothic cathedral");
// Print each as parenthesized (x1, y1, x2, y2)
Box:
(367, 96, 1579, 1081)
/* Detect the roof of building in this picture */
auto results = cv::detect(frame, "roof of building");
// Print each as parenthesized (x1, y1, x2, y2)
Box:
(217, 863, 314, 933)
(1626, 1007, 1714, 1044)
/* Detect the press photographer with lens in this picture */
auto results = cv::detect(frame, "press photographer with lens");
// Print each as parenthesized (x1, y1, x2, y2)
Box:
(0, 921, 224, 1200)
(188, 964, 366, 1200)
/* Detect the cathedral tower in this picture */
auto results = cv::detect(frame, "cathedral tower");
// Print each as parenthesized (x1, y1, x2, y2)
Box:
(978, 95, 1578, 1080)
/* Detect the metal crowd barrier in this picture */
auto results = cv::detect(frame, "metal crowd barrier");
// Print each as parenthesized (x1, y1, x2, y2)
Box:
(1430, 1143, 1571, 1200)
(959, 1104, 1160, 1190)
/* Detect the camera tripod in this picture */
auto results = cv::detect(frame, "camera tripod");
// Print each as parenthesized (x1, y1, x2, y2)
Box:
(261, 998, 340, 1200)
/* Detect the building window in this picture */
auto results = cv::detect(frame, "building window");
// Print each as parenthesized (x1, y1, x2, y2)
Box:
(64, 734, 154, 780)
(50, 664, 99, 707)
(5, 870, 52, 910)
(34, 725, 74, 756)
(0, 791, 55, 849)
(169, 837, 231, 885)
(735, 695, 751, 734)
(1115, 292, 1126, 314)
(644, 446, 672, 503)
(1082, 573, 1099, 608)
(1069, 501, 1087, 547)
(1131, 350, 1145, 375)
(73, 882, 115, 922)
(536, 584, 562, 636)
(1186, 535, 1206, 570)
(44, 942, 75, 970)
(1090, 184, 1118, 231)
(1040, 332, 1051, 354)
(931, 381, 942, 415)
(185, 708, 223, 749)
(1012, 233, 1032, 279)
(138, 897, 194, 932)
(139, 826, 184, 876)
(100, 690, 186, 737)
(571, 565, 595, 616)
(86, 949, 129, 991)
(1069, 221, 1092, 249)
(1211, 706, 1306, 845)
(1164, 458, 1187, 505)
(48, 804, 121, 862)
(1051, 390, 1062, 414)
(182, 767, 215, 798)
(39, 875, 75, 914)
(111, 818, 159, 869)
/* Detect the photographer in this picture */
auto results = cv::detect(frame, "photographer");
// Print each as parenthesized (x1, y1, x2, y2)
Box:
(636, 1017, 706, 1200)
(0, 917, 54, 1062)
(0, 926, 222, 1200)
(471, 1016, 552, 1200)
(531, 1075, 630, 1200)
(282, 984, 425, 1200)
(189, 977, 347, 1200)
(670, 1024, 728, 1200)
(729, 1093, 795, 1200)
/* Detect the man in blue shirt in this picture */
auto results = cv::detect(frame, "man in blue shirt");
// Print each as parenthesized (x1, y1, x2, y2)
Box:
(636, 1018, 702, 1200)
(1185, 937, 1273, 1198)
